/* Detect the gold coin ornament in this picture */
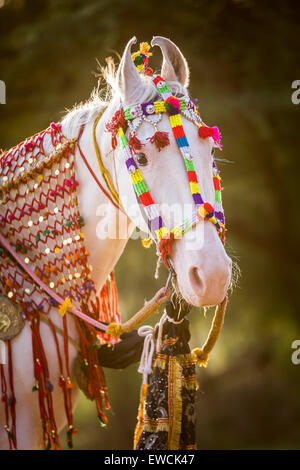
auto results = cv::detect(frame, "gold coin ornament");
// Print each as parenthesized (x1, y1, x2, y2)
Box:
(0, 295, 25, 341)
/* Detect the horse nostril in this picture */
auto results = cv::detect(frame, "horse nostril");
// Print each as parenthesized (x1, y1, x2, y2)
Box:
(189, 260, 231, 303)
(189, 267, 205, 296)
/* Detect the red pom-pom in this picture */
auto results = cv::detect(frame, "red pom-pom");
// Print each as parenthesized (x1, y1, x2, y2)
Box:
(105, 110, 127, 149)
(203, 202, 214, 217)
(198, 125, 222, 148)
(144, 67, 154, 76)
(165, 96, 181, 110)
(128, 133, 142, 152)
(148, 131, 170, 152)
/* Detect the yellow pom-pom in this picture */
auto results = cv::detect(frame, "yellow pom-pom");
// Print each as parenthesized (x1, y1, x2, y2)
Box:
(192, 347, 209, 368)
(131, 51, 140, 61)
(139, 42, 152, 57)
(58, 296, 73, 317)
(107, 322, 123, 338)
(141, 237, 153, 248)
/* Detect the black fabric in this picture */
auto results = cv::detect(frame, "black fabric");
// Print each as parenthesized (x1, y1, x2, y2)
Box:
(98, 329, 144, 369)
(135, 313, 196, 450)
(165, 295, 192, 322)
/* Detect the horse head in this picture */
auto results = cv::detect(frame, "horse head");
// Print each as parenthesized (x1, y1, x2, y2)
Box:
(106, 36, 232, 307)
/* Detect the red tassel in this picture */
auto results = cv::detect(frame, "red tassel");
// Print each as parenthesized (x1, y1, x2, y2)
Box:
(148, 131, 170, 152)
(159, 232, 175, 268)
(128, 133, 142, 152)
(105, 110, 127, 150)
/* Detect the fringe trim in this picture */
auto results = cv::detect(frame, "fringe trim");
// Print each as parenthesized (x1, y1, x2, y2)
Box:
(182, 375, 198, 391)
(143, 422, 169, 433)
(133, 383, 147, 449)
(154, 353, 195, 372)
(167, 356, 183, 450)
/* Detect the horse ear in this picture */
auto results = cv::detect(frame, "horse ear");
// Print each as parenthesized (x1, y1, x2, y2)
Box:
(116, 36, 146, 105)
(151, 36, 190, 88)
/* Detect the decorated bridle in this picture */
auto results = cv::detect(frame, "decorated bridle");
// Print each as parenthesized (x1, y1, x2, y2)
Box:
(105, 43, 226, 271)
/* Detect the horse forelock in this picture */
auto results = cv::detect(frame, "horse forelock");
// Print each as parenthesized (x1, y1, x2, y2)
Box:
(61, 56, 188, 140)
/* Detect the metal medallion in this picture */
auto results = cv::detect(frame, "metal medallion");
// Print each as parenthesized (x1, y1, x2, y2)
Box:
(0, 295, 25, 341)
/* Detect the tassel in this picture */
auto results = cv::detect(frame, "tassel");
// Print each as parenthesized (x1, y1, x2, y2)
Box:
(58, 296, 73, 317)
(192, 347, 209, 368)
(158, 232, 175, 268)
(105, 110, 127, 149)
(128, 133, 142, 152)
(141, 236, 153, 248)
(107, 322, 123, 339)
(198, 125, 222, 148)
(148, 131, 170, 152)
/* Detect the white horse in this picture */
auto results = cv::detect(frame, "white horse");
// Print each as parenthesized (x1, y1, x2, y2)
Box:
(0, 36, 232, 449)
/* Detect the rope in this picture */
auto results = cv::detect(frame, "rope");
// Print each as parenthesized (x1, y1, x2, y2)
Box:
(93, 109, 122, 209)
(77, 129, 120, 211)
(192, 295, 228, 367)
(156, 311, 167, 354)
(137, 310, 168, 384)
(41, 317, 80, 352)
(107, 297, 160, 338)
(137, 325, 155, 384)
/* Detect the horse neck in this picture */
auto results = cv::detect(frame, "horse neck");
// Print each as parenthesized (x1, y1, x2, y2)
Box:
(64, 106, 134, 292)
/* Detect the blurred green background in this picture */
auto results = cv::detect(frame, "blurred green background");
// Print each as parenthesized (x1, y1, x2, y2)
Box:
(1, 0, 300, 450)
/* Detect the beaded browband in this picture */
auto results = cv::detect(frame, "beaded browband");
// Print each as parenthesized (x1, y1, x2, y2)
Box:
(106, 43, 226, 267)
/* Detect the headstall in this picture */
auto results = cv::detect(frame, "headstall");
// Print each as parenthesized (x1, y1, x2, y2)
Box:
(105, 42, 226, 269)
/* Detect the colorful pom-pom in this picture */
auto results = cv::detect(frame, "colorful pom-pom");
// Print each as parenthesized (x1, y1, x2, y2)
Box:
(144, 67, 154, 76)
(141, 237, 153, 248)
(197, 202, 215, 220)
(165, 96, 181, 110)
(198, 125, 222, 148)
(50, 122, 62, 132)
(58, 296, 73, 317)
(131, 43, 152, 73)
(107, 322, 123, 338)
(165, 96, 181, 115)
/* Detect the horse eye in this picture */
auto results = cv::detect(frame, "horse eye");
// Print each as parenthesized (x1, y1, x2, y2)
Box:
(136, 152, 148, 166)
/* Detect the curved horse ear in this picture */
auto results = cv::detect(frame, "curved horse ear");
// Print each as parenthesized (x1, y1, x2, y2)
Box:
(151, 36, 190, 88)
(116, 36, 147, 105)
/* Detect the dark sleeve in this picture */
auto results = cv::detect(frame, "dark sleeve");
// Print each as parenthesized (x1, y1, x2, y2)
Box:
(97, 329, 145, 369)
